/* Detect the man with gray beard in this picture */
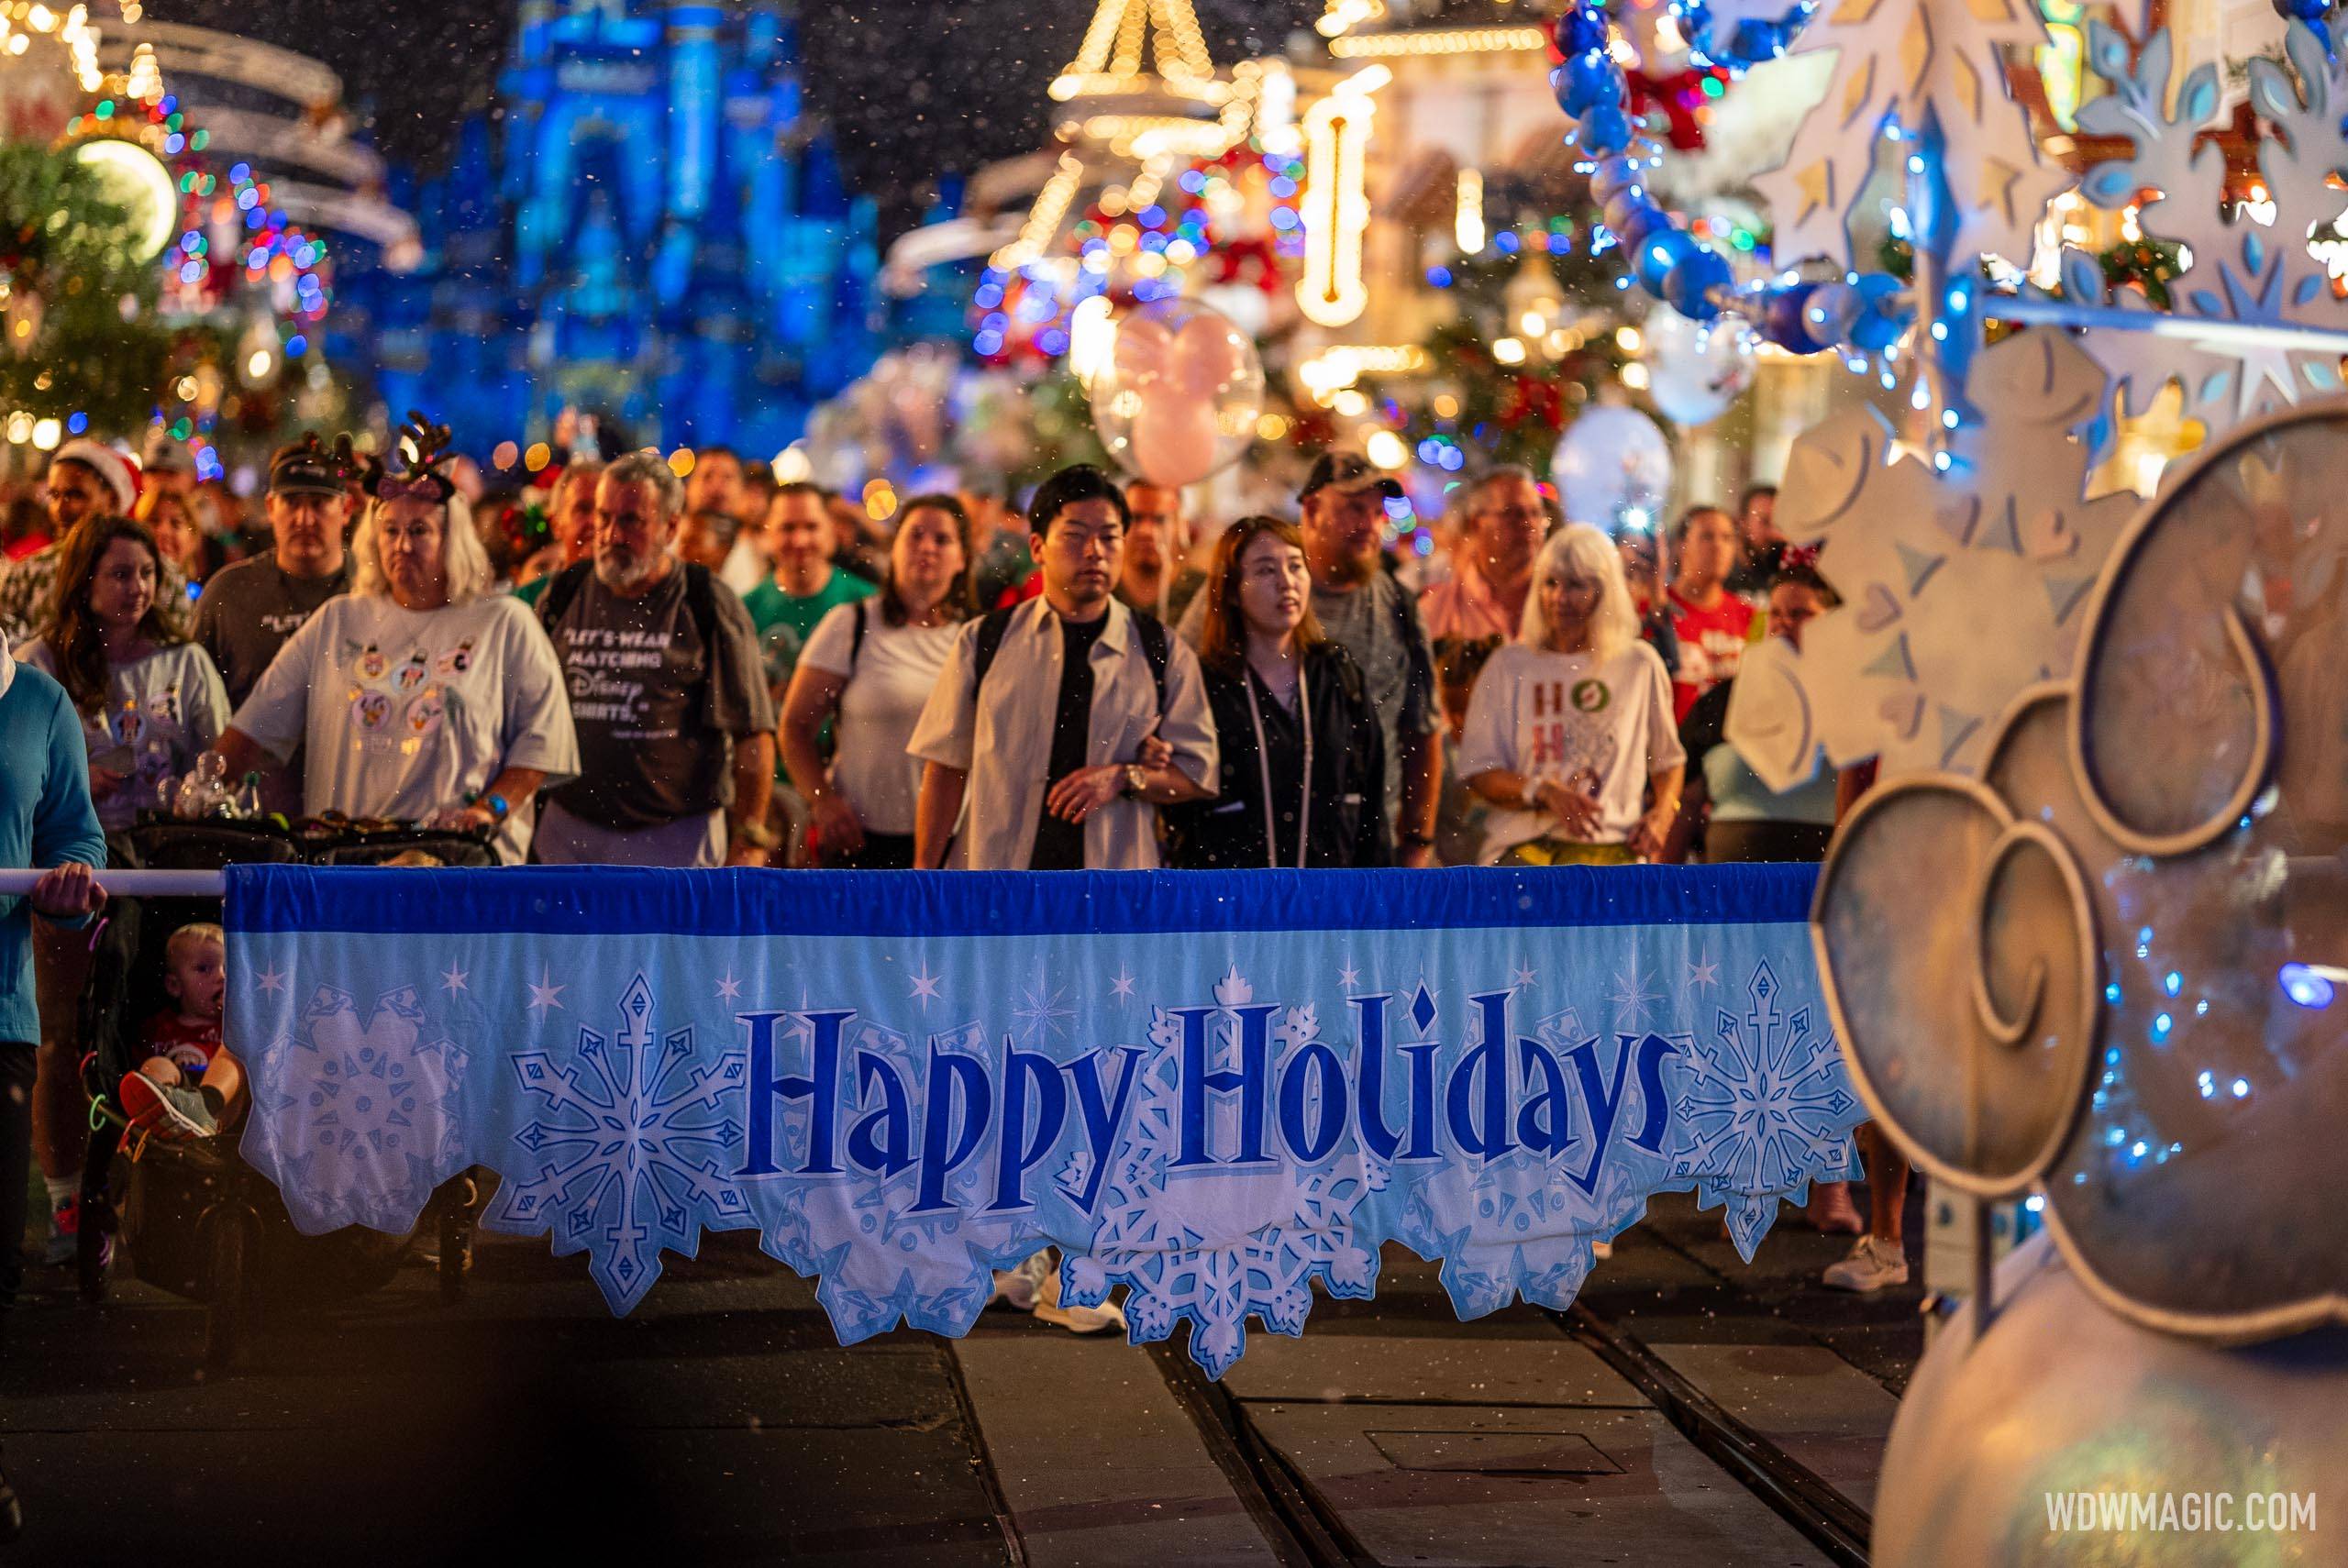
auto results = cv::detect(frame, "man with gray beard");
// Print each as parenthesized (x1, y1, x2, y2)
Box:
(533, 448, 777, 867)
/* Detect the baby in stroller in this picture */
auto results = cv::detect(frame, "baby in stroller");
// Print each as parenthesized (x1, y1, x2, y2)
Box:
(117, 922, 246, 1143)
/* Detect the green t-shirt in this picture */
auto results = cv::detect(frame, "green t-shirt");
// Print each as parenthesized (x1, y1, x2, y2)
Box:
(744, 569, 878, 690)
(512, 573, 554, 608)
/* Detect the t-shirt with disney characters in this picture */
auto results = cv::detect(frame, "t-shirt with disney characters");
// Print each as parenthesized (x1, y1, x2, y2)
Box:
(229, 592, 579, 863)
(13, 638, 228, 831)
(1454, 639, 1685, 864)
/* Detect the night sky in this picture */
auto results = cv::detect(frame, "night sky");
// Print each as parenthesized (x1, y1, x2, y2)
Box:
(156, 0, 1318, 237)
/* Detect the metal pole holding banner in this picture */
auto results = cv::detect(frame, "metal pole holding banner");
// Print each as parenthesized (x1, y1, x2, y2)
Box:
(0, 869, 228, 898)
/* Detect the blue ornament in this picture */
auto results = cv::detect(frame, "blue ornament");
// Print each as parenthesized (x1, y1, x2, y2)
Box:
(1559, 5, 1611, 54)
(1589, 157, 1642, 205)
(1662, 245, 1733, 319)
(1847, 271, 1910, 353)
(1558, 50, 1623, 116)
(2271, 0, 2331, 21)
(1634, 227, 1700, 296)
(1577, 104, 1637, 157)
(1800, 281, 1862, 344)
(1616, 199, 1668, 251)
(1761, 282, 1830, 353)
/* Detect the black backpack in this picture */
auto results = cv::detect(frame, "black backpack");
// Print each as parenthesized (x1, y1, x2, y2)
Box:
(969, 602, 1170, 711)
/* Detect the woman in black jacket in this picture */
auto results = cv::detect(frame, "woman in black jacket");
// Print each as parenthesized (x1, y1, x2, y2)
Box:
(1166, 515, 1389, 868)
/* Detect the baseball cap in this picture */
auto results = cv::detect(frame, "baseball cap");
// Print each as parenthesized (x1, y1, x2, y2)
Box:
(269, 438, 352, 497)
(140, 426, 197, 478)
(1300, 450, 1405, 503)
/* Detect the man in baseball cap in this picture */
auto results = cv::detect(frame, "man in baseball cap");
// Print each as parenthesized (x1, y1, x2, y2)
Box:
(1299, 449, 1407, 506)
(193, 436, 359, 813)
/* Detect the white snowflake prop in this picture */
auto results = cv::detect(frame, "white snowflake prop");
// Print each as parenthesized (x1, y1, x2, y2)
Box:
(1060, 967, 1379, 1379)
(245, 985, 467, 1235)
(1668, 964, 1862, 1260)
(1753, 0, 2070, 267)
(1727, 329, 2136, 785)
(2063, 18, 2348, 457)
(761, 1017, 1047, 1342)
(484, 974, 755, 1314)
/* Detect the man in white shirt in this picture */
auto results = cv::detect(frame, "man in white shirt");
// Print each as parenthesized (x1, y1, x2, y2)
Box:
(910, 465, 1215, 870)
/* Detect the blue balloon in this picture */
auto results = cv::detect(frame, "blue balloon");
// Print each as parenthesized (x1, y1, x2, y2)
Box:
(1662, 245, 1733, 319)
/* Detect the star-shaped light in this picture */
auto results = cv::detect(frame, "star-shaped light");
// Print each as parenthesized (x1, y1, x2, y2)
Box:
(526, 966, 567, 1014)
(1110, 967, 1137, 1001)
(907, 964, 944, 1010)
(439, 966, 469, 994)
(715, 974, 742, 1003)
(255, 966, 287, 995)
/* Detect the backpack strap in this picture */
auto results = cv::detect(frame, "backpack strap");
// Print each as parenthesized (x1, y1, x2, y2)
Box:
(969, 605, 1018, 699)
(1131, 609, 1170, 712)
(533, 560, 595, 631)
(678, 562, 724, 652)
(848, 599, 869, 679)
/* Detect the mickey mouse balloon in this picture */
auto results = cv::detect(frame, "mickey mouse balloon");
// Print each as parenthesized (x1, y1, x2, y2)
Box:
(1090, 298, 1266, 489)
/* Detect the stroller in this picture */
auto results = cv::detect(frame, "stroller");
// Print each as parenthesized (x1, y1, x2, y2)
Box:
(73, 816, 499, 1368)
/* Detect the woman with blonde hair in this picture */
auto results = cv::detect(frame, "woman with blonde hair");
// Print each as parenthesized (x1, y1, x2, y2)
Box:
(1456, 523, 1683, 866)
(204, 421, 577, 862)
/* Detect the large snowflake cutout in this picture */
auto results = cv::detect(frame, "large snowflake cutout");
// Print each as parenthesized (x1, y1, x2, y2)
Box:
(1061, 966, 1379, 1379)
(1754, 0, 2070, 267)
(1668, 963, 1863, 1260)
(482, 974, 754, 1315)
(762, 1017, 1047, 1343)
(243, 984, 467, 1236)
(1727, 329, 2136, 785)
(2062, 19, 2348, 458)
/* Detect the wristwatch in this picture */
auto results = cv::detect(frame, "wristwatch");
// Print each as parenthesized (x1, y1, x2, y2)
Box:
(482, 792, 511, 822)
(1122, 764, 1148, 799)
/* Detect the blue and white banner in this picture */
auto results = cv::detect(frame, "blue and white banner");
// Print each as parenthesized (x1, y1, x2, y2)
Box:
(225, 866, 1860, 1375)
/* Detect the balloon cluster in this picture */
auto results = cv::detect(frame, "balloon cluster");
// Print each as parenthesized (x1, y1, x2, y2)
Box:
(1548, 0, 1913, 359)
(1088, 297, 1266, 490)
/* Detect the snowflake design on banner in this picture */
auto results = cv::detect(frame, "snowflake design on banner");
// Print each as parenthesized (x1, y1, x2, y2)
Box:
(245, 985, 467, 1235)
(762, 1017, 1046, 1342)
(1669, 962, 1862, 1260)
(1061, 966, 1379, 1379)
(1726, 329, 2136, 785)
(482, 974, 754, 1314)
(2062, 19, 2348, 458)
(1753, 0, 2070, 267)
(1390, 1004, 1669, 1320)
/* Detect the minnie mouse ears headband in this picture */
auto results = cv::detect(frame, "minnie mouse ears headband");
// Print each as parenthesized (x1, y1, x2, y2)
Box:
(365, 412, 458, 504)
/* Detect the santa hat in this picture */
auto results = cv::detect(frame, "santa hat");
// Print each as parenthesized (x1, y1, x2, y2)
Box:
(53, 438, 141, 514)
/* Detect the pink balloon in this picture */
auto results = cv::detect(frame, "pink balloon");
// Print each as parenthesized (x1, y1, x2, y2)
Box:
(1171, 315, 1248, 398)
(1112, 315, 1174, 389)
(1128, 393, 1222, 488)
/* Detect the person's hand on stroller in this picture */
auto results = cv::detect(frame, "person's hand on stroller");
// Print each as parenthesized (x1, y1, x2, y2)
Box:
(424, 801, 498, 838)
(29, 862, 105, 920)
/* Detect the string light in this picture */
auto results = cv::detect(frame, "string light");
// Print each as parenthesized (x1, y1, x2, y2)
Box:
(1329, 27, 1547, 57)
(1297, 66, 1387, 327)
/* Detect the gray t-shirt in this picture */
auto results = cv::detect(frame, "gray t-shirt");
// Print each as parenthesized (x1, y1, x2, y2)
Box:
(1180, 566, 1438, 823)
(541, 565, 775, 832)
(194, 556, 351, 705)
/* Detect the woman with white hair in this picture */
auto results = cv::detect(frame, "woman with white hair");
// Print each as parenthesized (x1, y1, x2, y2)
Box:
(206, 421, 578, 862)
(1456, 523, 1684, 866)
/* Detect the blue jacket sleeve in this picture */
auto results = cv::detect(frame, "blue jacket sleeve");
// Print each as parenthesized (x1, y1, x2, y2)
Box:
(32, 686, 106, 914)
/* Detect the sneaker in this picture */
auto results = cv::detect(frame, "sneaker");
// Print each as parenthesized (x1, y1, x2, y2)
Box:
(991, 1249, 1051, 1312)
(120, 1073, 219, 1143)
(44, 1192, 78, 1265)
(1032, 1260, 1125, 1335)
(1822, 1235, 1911, 1293)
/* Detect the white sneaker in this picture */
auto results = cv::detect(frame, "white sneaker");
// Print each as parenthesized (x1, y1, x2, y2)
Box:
(1822, 1235, 1910, 1293)
(1033, 1259, 1125, 1335)
(991, 1249, 1050, 1311)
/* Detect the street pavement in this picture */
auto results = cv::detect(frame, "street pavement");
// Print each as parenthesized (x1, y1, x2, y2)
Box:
(0, 1187, 1922, 1566)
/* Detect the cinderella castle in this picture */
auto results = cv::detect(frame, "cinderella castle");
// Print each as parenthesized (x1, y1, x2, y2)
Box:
(356, 0, 880, 459)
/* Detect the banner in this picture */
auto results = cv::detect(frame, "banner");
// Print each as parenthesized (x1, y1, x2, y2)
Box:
(225, 865, 1861, 1375)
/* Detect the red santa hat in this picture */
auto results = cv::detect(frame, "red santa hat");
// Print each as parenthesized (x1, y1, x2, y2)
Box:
(52, 438, 141, 514)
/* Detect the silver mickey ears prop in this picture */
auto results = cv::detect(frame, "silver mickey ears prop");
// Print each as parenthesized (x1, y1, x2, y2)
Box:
(1813, 401, 2348, 1342)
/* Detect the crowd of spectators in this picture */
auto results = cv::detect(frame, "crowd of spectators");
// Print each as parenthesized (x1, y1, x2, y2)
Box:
(0, 423, 1910, 1315)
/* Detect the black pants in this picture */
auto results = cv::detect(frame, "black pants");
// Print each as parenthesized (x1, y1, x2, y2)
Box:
(0, 1041, 33, 1306)
(827, 833, 917, 871)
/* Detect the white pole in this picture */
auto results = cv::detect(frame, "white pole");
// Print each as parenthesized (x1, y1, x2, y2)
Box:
(0, 868, 228, 898)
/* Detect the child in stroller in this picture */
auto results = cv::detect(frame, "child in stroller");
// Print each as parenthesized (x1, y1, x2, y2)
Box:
(118, 921, 246, 1143)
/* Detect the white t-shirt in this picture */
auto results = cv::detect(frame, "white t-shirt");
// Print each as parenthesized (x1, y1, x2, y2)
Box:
(800, 600, 958, 836)
(15, 639, 228, 831)
(230, 593, 580, 863)
(1455, 640, 1685, 863)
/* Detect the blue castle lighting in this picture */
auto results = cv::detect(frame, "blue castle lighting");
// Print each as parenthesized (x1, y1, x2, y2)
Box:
(360, 1, 880, 458)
